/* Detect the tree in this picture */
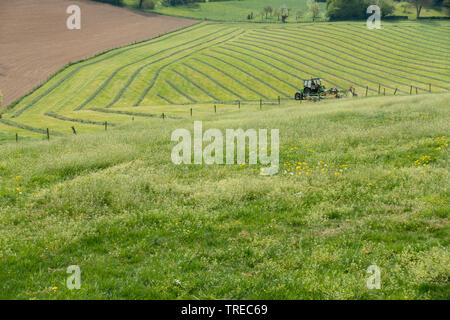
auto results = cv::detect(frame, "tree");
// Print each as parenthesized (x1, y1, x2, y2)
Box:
(378, 0, 395, 17)
(263, 5, 273, 19)
(307, 0, 321, 21)
(407, 0, 434, 18)
(400, 2, 412, 13)
(273, 8, 281, 21)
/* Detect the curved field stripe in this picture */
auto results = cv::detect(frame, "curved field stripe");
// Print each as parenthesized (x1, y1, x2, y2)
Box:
(232, 40, 379, 94)
(76, 27, 232, 110)
(285, 26, 450, 68)
(319, 25, 450, 62)
(209, 48, 298, 90)
(277, 28, 450, 75)
(134, 30, 246, 106)
(408, 25, 450, 41)
(0, 119, 64, 136)
(172, 69, 220, 101)
(382, 27, 450, 49)
(218, 45, 305, 86)
(250, 30, 450, 89)
(157, 94, 175, 105)
(11, 22, 209, 117)
(242, 35, 415, 93)
(203, 53, 290, 98)
(192, 57, 269, 100)
(44, 112, 117, 126)
(346, 24, 450, 50)
(330, 24, 450, 58)
(182, 63, 245, 100)
(104, 27, 236, 109)
(90, 108, 182, 120)
(165, 80, 197, 103)
(225, 43, 341, 90)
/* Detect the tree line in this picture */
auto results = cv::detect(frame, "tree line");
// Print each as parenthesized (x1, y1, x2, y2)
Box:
(327, 0, 449, 20)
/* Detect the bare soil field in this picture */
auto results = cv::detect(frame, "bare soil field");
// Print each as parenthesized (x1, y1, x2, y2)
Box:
(0, 0, 195, 107)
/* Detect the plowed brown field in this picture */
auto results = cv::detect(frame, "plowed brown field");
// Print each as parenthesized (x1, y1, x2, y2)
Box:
(0, 0, 195, 107)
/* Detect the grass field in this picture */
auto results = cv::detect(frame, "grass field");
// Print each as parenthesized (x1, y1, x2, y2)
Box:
(125, 0, 449, 22)
(0, 93, 448, 299)
(149, 0, 325, 22)
(1, 20, 449, 141)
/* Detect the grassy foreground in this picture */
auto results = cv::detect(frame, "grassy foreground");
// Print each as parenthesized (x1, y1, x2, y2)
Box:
(0, 93, 449, 299)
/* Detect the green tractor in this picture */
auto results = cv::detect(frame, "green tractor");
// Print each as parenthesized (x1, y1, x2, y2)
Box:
(295, 78, 342, 101)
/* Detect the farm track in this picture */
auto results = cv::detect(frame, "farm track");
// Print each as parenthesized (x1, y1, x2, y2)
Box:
(3, 21, 449, 137)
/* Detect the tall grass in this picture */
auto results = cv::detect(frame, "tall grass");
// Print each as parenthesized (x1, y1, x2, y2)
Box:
(0, 94, 448, 299)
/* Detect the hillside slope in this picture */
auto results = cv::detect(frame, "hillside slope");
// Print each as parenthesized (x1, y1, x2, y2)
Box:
(0, 94, 448, 299)
(0, 0, 195, 107)
(1, 20, 449, 138)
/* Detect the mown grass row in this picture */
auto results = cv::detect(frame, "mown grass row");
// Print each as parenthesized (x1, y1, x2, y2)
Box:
(10, 22, 207, 118)
(253, 29, 450, 86)
(134, 29, 246, 107)
(2, 21, 449, 137)
(76, 27, 236, 110)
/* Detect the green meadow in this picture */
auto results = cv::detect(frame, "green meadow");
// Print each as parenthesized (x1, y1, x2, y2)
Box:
(0, 93, 449, 299)
(149, 0, 325, 22)
(1, 21, 449, 140)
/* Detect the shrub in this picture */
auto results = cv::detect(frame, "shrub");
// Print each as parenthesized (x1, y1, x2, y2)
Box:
(142, 0, 155, 9)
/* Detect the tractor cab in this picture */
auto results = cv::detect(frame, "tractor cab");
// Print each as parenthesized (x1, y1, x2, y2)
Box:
(304, 78, 323, 93)
(295, 78, 325, 100)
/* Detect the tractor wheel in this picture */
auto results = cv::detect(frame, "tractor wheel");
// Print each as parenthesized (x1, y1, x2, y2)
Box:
(295, 93, 302, 100)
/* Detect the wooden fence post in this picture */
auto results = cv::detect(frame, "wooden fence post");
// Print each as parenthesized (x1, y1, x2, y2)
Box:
(105, 121, 108, 131)
(46, 128, 50, 141)
(410, 85, 413, 95)
(383, 88, 386, 96)
(429, 84, 432, 93)
(394, 88, 398, 95)
(71, 126, 77, 135)
(365, 86, 368, 97)
(162, 113, 165, 120)
(238, 100, 240, 109)
(190, 108, 192, 117)
(378, 84, 381, 95)
(416, 87, 418, 95)
(214, 105, 216, 113)
(260, 99, 262, 110)
(278, 96, 280, 105)
(16, 133, 18, 143)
